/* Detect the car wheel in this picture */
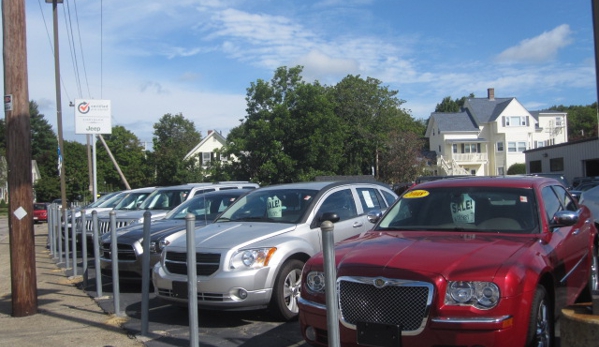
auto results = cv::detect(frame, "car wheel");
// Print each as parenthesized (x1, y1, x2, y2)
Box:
(526, 286, 554, 347)
(269, 259, 303, 321)
(590, 245, 599, 293)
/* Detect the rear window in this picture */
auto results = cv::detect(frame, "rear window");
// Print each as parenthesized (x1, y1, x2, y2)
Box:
(34, 203, 47, 210)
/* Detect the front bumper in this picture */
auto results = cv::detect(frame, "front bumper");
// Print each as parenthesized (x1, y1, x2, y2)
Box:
(152, 262, 274, 311)
(298, 297, 525, 347)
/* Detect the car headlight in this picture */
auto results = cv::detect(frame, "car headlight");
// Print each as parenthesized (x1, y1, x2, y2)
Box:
(230, 248, 276, 269)
(306, 271, 326, 293)
(445, 281, 500, 309)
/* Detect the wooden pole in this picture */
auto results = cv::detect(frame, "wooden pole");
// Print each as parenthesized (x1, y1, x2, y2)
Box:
(2, 0, 38, 316)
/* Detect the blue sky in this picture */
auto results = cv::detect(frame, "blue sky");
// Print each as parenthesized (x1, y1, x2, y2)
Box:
(16, 0, 597, 145)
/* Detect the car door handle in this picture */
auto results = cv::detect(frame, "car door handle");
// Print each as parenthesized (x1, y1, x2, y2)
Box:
(572, 228, 581, 235)
(353, 222, 363, 228)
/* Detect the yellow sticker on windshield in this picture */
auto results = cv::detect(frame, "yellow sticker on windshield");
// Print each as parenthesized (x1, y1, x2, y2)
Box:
(403, 190, 429, 198)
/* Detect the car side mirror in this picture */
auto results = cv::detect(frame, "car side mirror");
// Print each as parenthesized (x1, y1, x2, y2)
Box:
(552, 210, 579, 227)
(367, 210, 383, 224)
(320, 212, 340, 224)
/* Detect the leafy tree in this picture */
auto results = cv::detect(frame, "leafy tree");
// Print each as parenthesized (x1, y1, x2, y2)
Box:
(152, 113, 202, 185)
(330, 74, 417, 177)
(29, 101, 60, 202)
(227, 66, 344, 184)
(97, 126, 149, 189)
(549, 103, 598, 141)
(507, 163, 526, 175)
(379, 131, 427, 183)
(63, 140, 91, 201)
(434, 94, 473, 112)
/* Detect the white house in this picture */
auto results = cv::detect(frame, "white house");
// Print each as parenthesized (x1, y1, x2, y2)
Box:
(184, 130, 229, 168)
(425, 88, 568, 176)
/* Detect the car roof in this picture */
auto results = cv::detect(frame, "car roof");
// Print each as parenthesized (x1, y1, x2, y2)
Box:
(256, 180, 391, 191)
(152, 182, 258, 191)
(413, 175, 559, 190)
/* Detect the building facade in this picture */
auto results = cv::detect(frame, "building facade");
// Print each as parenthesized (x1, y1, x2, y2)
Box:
(425, 88, 568, 176)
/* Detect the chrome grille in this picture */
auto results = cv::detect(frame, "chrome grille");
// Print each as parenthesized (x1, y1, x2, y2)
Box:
(338, 276, 433, 335)
(164, 251, 221, 276)
(100, 242, 137, 261)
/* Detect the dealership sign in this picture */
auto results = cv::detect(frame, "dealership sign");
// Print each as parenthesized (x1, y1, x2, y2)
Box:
(74, 99, 112, 134)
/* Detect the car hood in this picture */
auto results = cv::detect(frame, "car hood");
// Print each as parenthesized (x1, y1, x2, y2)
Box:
(166, 222, 297, 250)
(332, 231, 537, 281)
(96, 209, 170, 221)
(102, 219, 211, 244)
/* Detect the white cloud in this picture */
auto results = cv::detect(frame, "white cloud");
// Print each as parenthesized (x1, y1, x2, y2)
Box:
(495, 24, 573, 64)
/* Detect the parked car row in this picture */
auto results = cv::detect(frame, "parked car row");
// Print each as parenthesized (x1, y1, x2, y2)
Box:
(50, 175, 599, 346)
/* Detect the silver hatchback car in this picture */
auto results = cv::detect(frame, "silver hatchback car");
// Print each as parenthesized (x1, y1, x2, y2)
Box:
(152, 181, 398, 320)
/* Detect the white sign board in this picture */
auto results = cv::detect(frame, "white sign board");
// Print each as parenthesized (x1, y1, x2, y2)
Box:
(74, 99, 112, 134)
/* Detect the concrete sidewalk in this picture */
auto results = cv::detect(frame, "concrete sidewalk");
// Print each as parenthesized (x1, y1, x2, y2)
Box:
(0, 218, 144, 347)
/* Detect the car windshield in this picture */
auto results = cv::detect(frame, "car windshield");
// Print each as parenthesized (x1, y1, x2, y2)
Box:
(376, 186, 539, 234)
(216, 189, 318, 224)
(113, 191, 153, 211)
(166, 193, 243, 221)
(85, 192, 120, 208)
(139, 189, 190, 211)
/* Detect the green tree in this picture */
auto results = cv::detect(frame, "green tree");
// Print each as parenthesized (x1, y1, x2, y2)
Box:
(330, 74, 416, 177)
(63, 140, 91, 201)
(379, 131, 427, 183)
(507, 163, 526, 175)
(29, 101, 60, 202)
(550, 103, 598, 141)
(434, 94, 473, 112)
(97, 126, 149, 190)
(228, 66, 344, 184)
(152, 113, 202, 185)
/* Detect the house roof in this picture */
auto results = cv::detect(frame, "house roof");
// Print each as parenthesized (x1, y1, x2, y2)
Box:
(430, 111, 479, 132)
(183, 130, 227, 160)
(465, 97, 513, 124)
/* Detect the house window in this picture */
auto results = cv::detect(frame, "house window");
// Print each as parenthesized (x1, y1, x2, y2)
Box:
(535, 141, 545, 149)
(518, 142, 526, 152)
(498, 167, 505, 175)
(555, 117, 563, 127)
(529, 160, 542, 173)
(505, 116, 528, 127)
(497, 142, 504, 151)
(452, 144, 458, 153)
(508, 142, 526, 152)
(463, 144, 477, 153)
(549, 158, 564, 172)
(202, 152, 211, 165)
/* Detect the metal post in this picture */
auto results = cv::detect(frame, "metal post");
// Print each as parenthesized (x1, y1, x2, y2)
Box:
(110, 211, 121, 315)
(48, 204, 55, 257)
(321, 220, 340, 347)
(57, 206, 63, 263)
(81, 210, 88, 287)
(71, 207, 77, 277)
(141, 211, 151, 336)
(186, 213, 199, 347)
(63, 208, 69, 269)
(92, 211, 102, 297)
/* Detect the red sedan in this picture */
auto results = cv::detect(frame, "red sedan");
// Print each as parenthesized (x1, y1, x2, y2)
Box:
(299, 176, 598, 347)
(33, 203, 49, 223)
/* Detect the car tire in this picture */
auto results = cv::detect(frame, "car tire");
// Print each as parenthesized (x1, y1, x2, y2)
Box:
(590, 245, 599, 293)
(526, 286, 554, 347)
(268, 259, 303, 321)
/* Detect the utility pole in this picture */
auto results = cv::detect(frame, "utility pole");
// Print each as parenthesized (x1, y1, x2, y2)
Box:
(3, 0, 38, 316)
(593, 0, 599, 136)
(48, 0, 67, 210)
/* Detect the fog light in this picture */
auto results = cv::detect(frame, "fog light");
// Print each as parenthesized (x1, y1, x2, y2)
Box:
(305, 326, 316, 342)
(237, 288, 248, 300)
